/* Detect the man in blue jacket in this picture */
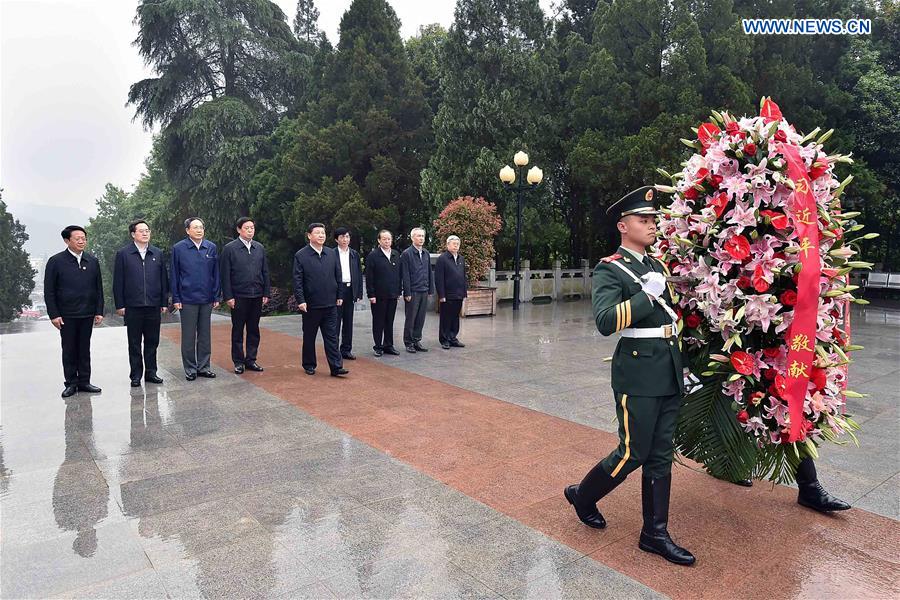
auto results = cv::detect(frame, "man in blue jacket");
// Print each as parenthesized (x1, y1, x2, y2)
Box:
(220, 217, 270, 374)
(113, 220, 169, 387)
(171, 217, 220, 380)
(434, 235, 467, 350)
(400, 227, 434, 353)
(292, 223, 348, 377)
(44, 225, 104, 398)
(333, 227, 363, 360)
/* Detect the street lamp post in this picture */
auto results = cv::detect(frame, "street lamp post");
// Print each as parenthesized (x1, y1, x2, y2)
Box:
(499, 152, 543, 311)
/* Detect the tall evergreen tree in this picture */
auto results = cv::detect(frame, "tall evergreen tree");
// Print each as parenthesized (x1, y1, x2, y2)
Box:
(128, 0, 308, 241)
(293, 0, 322, 44)
(0, 194, 36, 322)
(420, 0, 567, 268)
(249, 0, 432, 285)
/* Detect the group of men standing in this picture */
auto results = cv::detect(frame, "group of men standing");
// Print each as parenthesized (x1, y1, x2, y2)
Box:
(44, 219, 467, 394)
(292, 223, 469, 377)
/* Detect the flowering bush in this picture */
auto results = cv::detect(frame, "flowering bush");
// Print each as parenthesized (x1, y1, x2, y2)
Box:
(656, 98, 874, 482)
(433, 196, 502, 288)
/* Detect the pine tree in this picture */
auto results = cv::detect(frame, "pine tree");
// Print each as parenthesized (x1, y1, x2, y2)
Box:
(0, 195, 36, 322)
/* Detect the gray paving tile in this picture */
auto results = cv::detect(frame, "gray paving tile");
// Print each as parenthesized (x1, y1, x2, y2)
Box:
(58, 568, 170, 599)
(323, 547, 499, 599)
(97, 444, 200, 485)
(365, 481, 498, 532)
(445, 518, 586, 593)
(502, 555, 664, 599)
(153, 532, 319, 598)
(851, 473, 900, 520)
(129, 497, 267, 566)
(0, 521, 152, 598)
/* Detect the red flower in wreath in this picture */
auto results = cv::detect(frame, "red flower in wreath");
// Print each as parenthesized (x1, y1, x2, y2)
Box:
(737, 410, 750, 424)
(685, 313, 702, 329)
(743, 143, 758, 156)
(809, 156, 829, 180)
(752, 264, 770, 292)
(698, 122, 721, 147)
(724, 235, 751, 261)
(707, 191, 729, 218)
(760, 97, 783, 122)
(811, 367, 827, 391)
(780, 290, 797, 306)
(730, 351, 755, 375)
(760, 209, 788, 230)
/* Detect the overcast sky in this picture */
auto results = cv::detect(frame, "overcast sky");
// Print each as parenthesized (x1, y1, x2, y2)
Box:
(1, 0, 552, 219)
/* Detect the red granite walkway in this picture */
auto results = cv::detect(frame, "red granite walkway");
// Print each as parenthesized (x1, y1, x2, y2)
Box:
(164, 324, 900, 599)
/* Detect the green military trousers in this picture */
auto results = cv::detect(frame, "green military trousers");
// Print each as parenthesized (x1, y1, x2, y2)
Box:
(600, 391, 682, 479)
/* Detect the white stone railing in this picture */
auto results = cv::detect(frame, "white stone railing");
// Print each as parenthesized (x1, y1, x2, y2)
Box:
(481, 260, 592, 303)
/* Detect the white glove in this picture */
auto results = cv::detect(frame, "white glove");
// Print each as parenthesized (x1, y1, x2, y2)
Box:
(683, 369, 702, 393)
(640, 271, 666, 298)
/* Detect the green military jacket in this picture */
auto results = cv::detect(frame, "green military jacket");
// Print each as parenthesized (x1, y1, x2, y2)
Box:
(592, 246, 684, 397)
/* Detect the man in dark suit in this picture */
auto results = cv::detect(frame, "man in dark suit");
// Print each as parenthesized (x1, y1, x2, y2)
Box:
(333, 227, 363, 360)
(434, 235, 467, 350)
(292, 223, 348, 377)
(171, 217, 220, 380)
(113, 220, 168, 387)
(365, 229, 402, 357)
(221, 217, 271, 374)
(44, 225, 104, 398)
(400, 227, 434, 353)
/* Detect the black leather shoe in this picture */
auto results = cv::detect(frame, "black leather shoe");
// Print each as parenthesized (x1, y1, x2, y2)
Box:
(304, 368, 316, 375)
(383, 347, 400, 355)
(61, 385, 77, 398)
(406, 345, 417, 353)
(413, 343, 428, 352)
(331, 368, 349, 377)
(245, 362, 264, 372)
(564, 485, 607, 529)
(197, 371, 216, 378)
(342, 353, 356, 360)
(186, 373, 197, 381)
(78, 384, 102, 393)
(373, 349, 383, 357)
(638, 475, 695, 566)
(733, 478, 753, 487)
(441, 342, 450, 349)
(234, 364, 245, 374)
(145, 374, 164, 384)
(798, 481, 851, 512)
(130, 379, 141, 387)
(449, 340, 465, 347)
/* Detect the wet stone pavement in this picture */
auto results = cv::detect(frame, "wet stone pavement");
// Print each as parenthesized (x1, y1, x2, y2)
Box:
(1, 301, 898, 599)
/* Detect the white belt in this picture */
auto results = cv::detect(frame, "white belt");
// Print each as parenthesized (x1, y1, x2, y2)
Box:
(621, 325, 676, 339)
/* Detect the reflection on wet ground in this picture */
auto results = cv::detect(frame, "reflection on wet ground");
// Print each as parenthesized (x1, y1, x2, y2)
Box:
(1, 302, 897, 598)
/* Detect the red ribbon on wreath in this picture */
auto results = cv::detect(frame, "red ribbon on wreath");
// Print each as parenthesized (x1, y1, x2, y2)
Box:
(776, 143, 822, 442)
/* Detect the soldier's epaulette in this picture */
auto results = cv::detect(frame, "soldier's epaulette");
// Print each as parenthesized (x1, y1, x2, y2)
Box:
(600, 253, 622, 263)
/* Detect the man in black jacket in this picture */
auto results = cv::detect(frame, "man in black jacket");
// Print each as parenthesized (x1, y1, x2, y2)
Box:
(221, 217, 271, 374)
(435, 235, 467, 350)
(44, 225, 104, 398)
(365, 230, 402, 357)
(292, 223, 348, 377)
(113, 220, 169, 387)
(333, 227, 363, 360)
(400, 227, 434, 353)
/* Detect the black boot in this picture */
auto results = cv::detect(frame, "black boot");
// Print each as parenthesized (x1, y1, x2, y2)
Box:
(796, 457, 850, 513)
(638, 474, 695, 565)
(564, 463, 621, 529)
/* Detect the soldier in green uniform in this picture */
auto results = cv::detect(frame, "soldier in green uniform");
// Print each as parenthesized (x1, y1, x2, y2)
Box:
(564, 186, 695, 566)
